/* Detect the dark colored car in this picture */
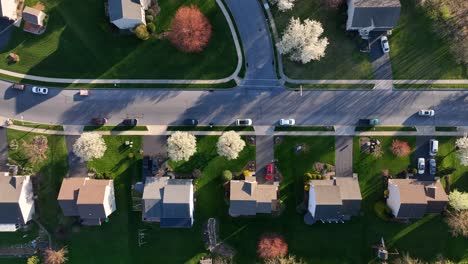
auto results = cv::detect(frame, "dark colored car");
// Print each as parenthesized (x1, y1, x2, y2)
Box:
(92, 117, 108, 126)
(184, 119, 199, 126)
(429, 159, 436, 176)
(123, 118, 138, 126)
(359, 118, 380, 126)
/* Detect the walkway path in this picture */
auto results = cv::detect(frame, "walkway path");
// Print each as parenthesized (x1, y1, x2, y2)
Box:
(335, 136, 353, 177)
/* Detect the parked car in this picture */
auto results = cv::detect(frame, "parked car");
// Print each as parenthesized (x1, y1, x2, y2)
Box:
(418, 109, 435, 116)
(12, 83, 25, 91)
(429, 139, 439, 156)
(31, 86, 48, 95)
(429, 159, 436, 175)
(184, 119, 199, 126)
(360, 118, 380, 126)
(265, 164, 274, 181)
(123, 118, 138, 126)
(91, 117, 108, 126)
(418, 158, 425, 174)
(235, 118, 252, 126)
(381, 36, 390, 53)
(279, 118, 295, 126)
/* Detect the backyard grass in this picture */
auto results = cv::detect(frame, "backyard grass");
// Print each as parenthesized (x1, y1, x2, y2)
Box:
(83, 125, 148, 132)
(285, 83, 375, 89)
(389, 0, 467, 79)
(6, 129, 69, 231)
(0, 0, 237, 80)
(167, 126, 255, 132)
(274, 126, 335, 132)
(11, 120, 64, 131)
(355, 126, 417, 132)
(271, 0, 373, 80)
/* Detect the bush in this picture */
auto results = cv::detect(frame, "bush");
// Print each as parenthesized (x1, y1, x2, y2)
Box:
(243, 170, 251, 178)
(27, 256, 40, 264)
(390, 140, 411, 157)
(128, 153, 134, 159)
(145, 15, 154, 23)
(222, 170, 232, 182)
(374, 201, 392, 221)
(8, 139, 18, 151)
(411, 168, 418, 175)
(135, 24, 150, 40)
(146, 9, 156, 16)
(147, 23, 156, 33)
(192, 169, 202, 179)
(257, 234, 288, 259)
(446, 210, 468, 238)
(167, 5, 212, 53)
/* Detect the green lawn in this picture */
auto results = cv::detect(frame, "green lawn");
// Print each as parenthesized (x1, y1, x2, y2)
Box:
(0, 0, 237, 80)
(355, 126, 417, 132)
(435, 127, 458, 132)
(436, 137, 468, 190)
(83, 125, 148, 132)
(167, 126, 254, 132)
(285, 83, 375, 89)
(274, 126, 335, 132)
(271, 0, 373, 80)
(389, 0, 467, 79)
(12, 120, 64, 131)
(6, 129, 69, 231)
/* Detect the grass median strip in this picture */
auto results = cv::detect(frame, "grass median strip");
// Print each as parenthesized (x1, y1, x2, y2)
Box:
(355, 126, 417, 132)
(435, 126, 458, 132)
(394, 84, 468, 89)
(84, 126, 148, 132)
(12, 120, 64, 131)
(274, 126, 335, 131)
(167, 126, 254, 131)
(285, 83, 374, 89)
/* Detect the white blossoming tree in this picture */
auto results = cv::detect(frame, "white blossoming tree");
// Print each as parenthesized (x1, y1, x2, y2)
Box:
(73, 132, 107, 162)
(449, 190, 468, 211)
(277, 17, 329, 64)
(456, 134, 468, 166)
(269, 0, 296, 12)
(217, 131, 246, 160)
(167, 131, 197, 162)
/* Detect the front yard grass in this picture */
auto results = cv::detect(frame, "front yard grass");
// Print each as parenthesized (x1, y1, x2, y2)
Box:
(436, 137, 468, 190)
(271, 0, 373, 80)
(11, 120, 64, 131)
(355, 126, 417, 132)
(389, 0, 467, 79)
(0, 0, 237, 80)
(167, 126, 254, 132)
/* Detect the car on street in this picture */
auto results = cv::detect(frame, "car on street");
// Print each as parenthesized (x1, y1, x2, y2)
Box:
(31, 86, 48, 95)
(279, 118, 295, 126)
(123, 118, 138, 126)
(429, 159, 436, 175)
(235, 118, 252, 126)
(381, 36, 390, 53)
(92, 117, 108, 126)
(418, 158, 425, 175)
(184, 119, 199, 126)
(418, 109, 435, 116)
(360, 118, 380, 126)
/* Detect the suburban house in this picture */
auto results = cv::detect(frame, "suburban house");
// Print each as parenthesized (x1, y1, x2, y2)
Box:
(346, 0, 401, 39)
(229, 177, 279, 217)
(108, 0, 150, 30)
(0, 0, 20, 20)
(306, 176, 362, 224)
(58, 177, 116, 226)
(387, 179, 449, 219)
(0, 173, 35, 232)
(142, 177, 194, 228)
(22, 6, 47, 34)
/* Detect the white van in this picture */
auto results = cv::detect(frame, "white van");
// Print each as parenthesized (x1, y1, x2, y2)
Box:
(429, 139, 439, 156)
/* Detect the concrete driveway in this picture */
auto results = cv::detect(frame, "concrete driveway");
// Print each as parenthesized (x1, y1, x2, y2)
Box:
(0, 128, 8, 171)
(414, 136, 435, 180)
(255, 136, 274, 182)
(335, 136, 353, 177)
(65, 135, 87, 177)
(369, 33, 393, 80)
(143, 135, 167, 157)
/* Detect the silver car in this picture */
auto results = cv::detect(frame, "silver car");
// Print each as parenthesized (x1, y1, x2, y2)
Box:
(279, 118, 295, 126)
(32, 86, 48, 95)
(235, 119, 252, 126)
(381, 36, 390, 53)
(418, 158, 425, 175)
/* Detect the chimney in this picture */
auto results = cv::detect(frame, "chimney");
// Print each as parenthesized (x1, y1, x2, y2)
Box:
(426, 185, 437, 199)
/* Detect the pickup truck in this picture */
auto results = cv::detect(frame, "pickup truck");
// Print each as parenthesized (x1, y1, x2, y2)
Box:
(359, 118, 380, 126)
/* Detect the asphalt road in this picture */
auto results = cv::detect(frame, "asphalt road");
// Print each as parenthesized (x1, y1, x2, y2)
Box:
(2, 82, 467, 127)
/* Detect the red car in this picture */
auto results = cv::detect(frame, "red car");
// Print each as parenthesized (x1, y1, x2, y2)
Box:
(92, 117, 108, 126)
(265, 164, 274, 181)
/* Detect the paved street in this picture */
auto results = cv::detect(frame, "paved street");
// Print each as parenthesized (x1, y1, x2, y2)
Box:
(1, 83, 467, 127)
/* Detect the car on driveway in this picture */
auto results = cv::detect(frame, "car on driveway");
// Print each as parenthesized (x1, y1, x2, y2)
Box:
(429, 159, 436, 175)
(279, 118, 295, 126)
(31, 86, 48, 95)
(418, 109, 435, 116)
(123, 118, 138, 126)
(92, 117, 108, 126)
(418, 158, 425, 174)
(235, 118, 252, 126)
(184, 119, 199, 126)
(381, 36, 390, 53)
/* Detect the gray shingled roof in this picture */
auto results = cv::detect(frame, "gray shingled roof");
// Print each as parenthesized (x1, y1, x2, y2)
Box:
(22, 7, 45, 26)
(108, 0, 142, 22)
(350, 0, 401, 28)
(0, 176, 29, 224)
